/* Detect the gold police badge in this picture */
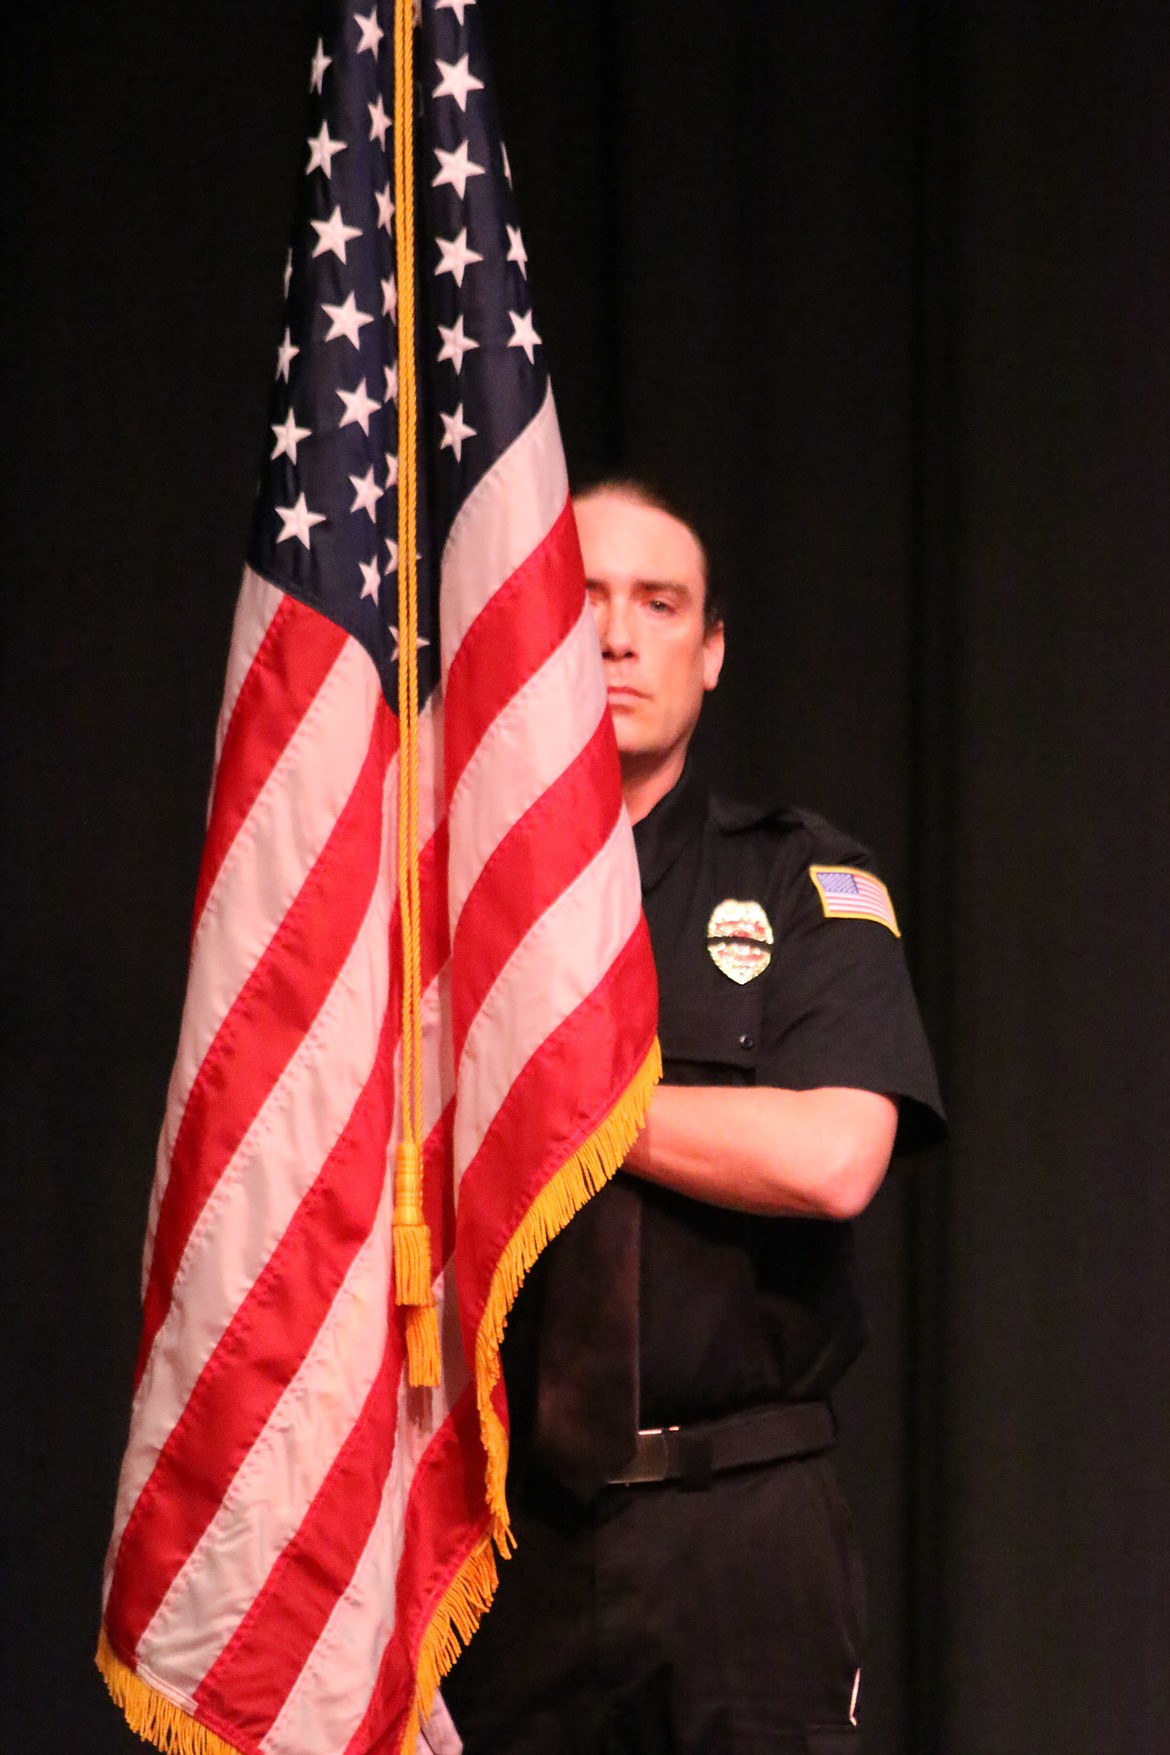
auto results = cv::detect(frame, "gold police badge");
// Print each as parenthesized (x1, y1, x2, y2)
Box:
(706, 898, 774, 984)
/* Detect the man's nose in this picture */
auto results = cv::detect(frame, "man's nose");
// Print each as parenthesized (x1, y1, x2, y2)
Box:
(597, 596, 635, 658)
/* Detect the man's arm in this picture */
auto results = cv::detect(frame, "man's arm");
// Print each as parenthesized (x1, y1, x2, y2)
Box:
(622, 1085, 898, 1219)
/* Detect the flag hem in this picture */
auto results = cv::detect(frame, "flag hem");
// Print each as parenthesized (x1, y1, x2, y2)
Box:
(95, 1627, 249, 1755)
(472, 1034, 663, 1538)
(401, 1531, 498, 1755)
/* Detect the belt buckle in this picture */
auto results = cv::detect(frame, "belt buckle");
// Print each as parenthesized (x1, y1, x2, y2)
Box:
(613, 1424, 679, 1485)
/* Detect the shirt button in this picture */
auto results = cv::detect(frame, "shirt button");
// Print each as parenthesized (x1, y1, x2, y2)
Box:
(739, 1033, 755, 1051)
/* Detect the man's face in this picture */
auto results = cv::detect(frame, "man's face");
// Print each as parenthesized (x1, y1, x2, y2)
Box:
(575, 491, 724, 772)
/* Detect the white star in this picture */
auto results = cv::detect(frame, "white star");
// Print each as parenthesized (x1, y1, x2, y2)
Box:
(375, 186, 395, 233)
(309, 38, 331, 93)
(359, 558, 382, 601)
(505, 224, 528, 278)
(275, 492, 326, 548)
(275, 327, 299, 381)
(432, 140, 485, 201)
(433, 54, 484, 113)
(306, 120, 346, 178)
(437, 313, 478, 373)
(354, 7, 383, 55)
(283, 249, 293, 296)
(501, 141, 512, 187)
(440, 402, 476, 461)
(507, 308, 542, 365)
(385, 451, 399, 485)
(435, 227, 482, 287)
(311, 204, 362, 263)
(385, 536, 399, 573)
(349, 466, 384, 521)
(384, 361, 399, 402)
(381, 274, 397, 319)
(389, 624, 431, 663)
(436, 0, 475, 23)
(322, 291, 374, 348)
(337, 378, 381, 435)
(271, 407, 311, 462)
(368, 95, 390, 147)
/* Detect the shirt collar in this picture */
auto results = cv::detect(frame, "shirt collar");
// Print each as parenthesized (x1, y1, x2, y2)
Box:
(631, 761, 707, 894)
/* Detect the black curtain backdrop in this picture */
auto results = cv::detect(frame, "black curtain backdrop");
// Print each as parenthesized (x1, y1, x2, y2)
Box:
(4, 4, 1169, 1752)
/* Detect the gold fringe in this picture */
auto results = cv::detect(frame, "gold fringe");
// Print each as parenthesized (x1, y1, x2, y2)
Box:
(474, 1037, 662, 1537)
(95, 1628, 245, 1755)
(404, 1299, 442, 1387)
(393, 1217, 434, 1307)
(400, 1535, 499, 1755)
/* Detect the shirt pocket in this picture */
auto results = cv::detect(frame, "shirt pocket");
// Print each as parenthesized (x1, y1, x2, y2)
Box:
(658, 991, 763, 1087)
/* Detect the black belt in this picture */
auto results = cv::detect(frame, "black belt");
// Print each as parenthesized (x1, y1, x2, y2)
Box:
(609, 1399, 835, 1490)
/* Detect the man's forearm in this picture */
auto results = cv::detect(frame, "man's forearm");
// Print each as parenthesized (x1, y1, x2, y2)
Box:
(622, 1084, 898, 1219)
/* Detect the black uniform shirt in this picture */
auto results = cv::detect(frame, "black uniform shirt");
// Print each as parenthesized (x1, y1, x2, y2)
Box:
(631, 763, 946, 1427)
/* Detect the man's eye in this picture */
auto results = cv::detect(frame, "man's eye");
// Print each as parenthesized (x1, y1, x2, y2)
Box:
(647, 597, 674, 614)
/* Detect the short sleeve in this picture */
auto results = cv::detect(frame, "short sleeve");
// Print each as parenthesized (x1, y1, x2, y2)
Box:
(758, 831, 946, 1154)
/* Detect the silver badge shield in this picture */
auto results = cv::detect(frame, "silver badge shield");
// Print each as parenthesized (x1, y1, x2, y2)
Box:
(706, 898, 774, 984)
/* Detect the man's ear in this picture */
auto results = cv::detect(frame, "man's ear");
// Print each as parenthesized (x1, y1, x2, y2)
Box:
(702, 623, 725, 692)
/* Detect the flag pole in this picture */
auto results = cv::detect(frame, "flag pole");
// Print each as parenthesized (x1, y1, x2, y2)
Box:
(391, 0, 441, 1388)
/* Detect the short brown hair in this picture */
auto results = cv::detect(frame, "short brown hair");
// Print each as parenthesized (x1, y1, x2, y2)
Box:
(572, 477, 724, 633)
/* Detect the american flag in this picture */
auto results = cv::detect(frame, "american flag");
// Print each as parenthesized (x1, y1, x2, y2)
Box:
(810, 864, 901, 936)
(97, 4, 659, 1753)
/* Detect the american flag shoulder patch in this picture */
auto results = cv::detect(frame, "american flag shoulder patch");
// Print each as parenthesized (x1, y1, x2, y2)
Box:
(809, 865, 901, 937)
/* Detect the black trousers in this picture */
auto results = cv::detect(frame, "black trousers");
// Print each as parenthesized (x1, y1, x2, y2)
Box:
(443, 1450, 866, 1755)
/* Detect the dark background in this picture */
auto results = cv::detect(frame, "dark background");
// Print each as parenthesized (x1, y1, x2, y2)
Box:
(3, 3, 1169, 1752)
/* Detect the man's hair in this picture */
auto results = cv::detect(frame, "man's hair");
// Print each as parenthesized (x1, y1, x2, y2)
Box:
(572, 477, 725, 633)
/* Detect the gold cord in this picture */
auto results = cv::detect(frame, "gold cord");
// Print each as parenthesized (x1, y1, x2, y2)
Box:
(391, 0, 440, 1386)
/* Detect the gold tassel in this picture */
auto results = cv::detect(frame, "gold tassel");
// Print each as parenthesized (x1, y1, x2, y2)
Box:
(393, 1139, 434, 1306)
(392, 1217, 433, 1306)
(96, 1628, 244, 1755)
(405, 1299, 442, 1387)
(394, 1141, 440, 1387)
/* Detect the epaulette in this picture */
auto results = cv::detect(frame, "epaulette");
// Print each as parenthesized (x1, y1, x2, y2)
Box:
(709, 795, 877, 872)
(707, 793, 805, 835)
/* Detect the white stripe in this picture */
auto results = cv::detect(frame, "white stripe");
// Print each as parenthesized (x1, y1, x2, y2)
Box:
(123, 959, 458, 1683)
(259, 1262, 468, 1755)
(138, 1170, 396, 1692)
(108, 699, 451, 1625)
(454, 810, 642, 1183)
(141, 635, 382, 1290)
(211, 567, 284, 786)
(440, 384, 568, 670)
(446, 604, 606, 932)
(105, 749, 399, 1609)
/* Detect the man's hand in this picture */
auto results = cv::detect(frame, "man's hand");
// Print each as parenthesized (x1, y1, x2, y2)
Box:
(622, 1085, 898, 1219)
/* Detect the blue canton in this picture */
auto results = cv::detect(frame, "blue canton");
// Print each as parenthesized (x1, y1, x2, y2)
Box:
(248, 0, 549, 709)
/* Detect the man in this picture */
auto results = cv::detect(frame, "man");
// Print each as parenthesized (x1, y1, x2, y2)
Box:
(444, 482, 945, 1754)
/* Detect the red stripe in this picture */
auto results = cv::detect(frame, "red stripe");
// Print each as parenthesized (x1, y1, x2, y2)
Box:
(134, 704, 397, 1390)
(110, 812, 454, 1679)
(106, 989, 401, 1655)
(442, 499, 583, 797)
(418, 813, 451, 997)
(193, 1318, 406, 1743)
(193, 600, 349, 935)
(455, 919, 658, 1350)
(450, 716, 622, 1061)
(425, 1099, 457, 1277)
(341, 1387, 488, 1755)
(193, 1100, 455, 1741)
